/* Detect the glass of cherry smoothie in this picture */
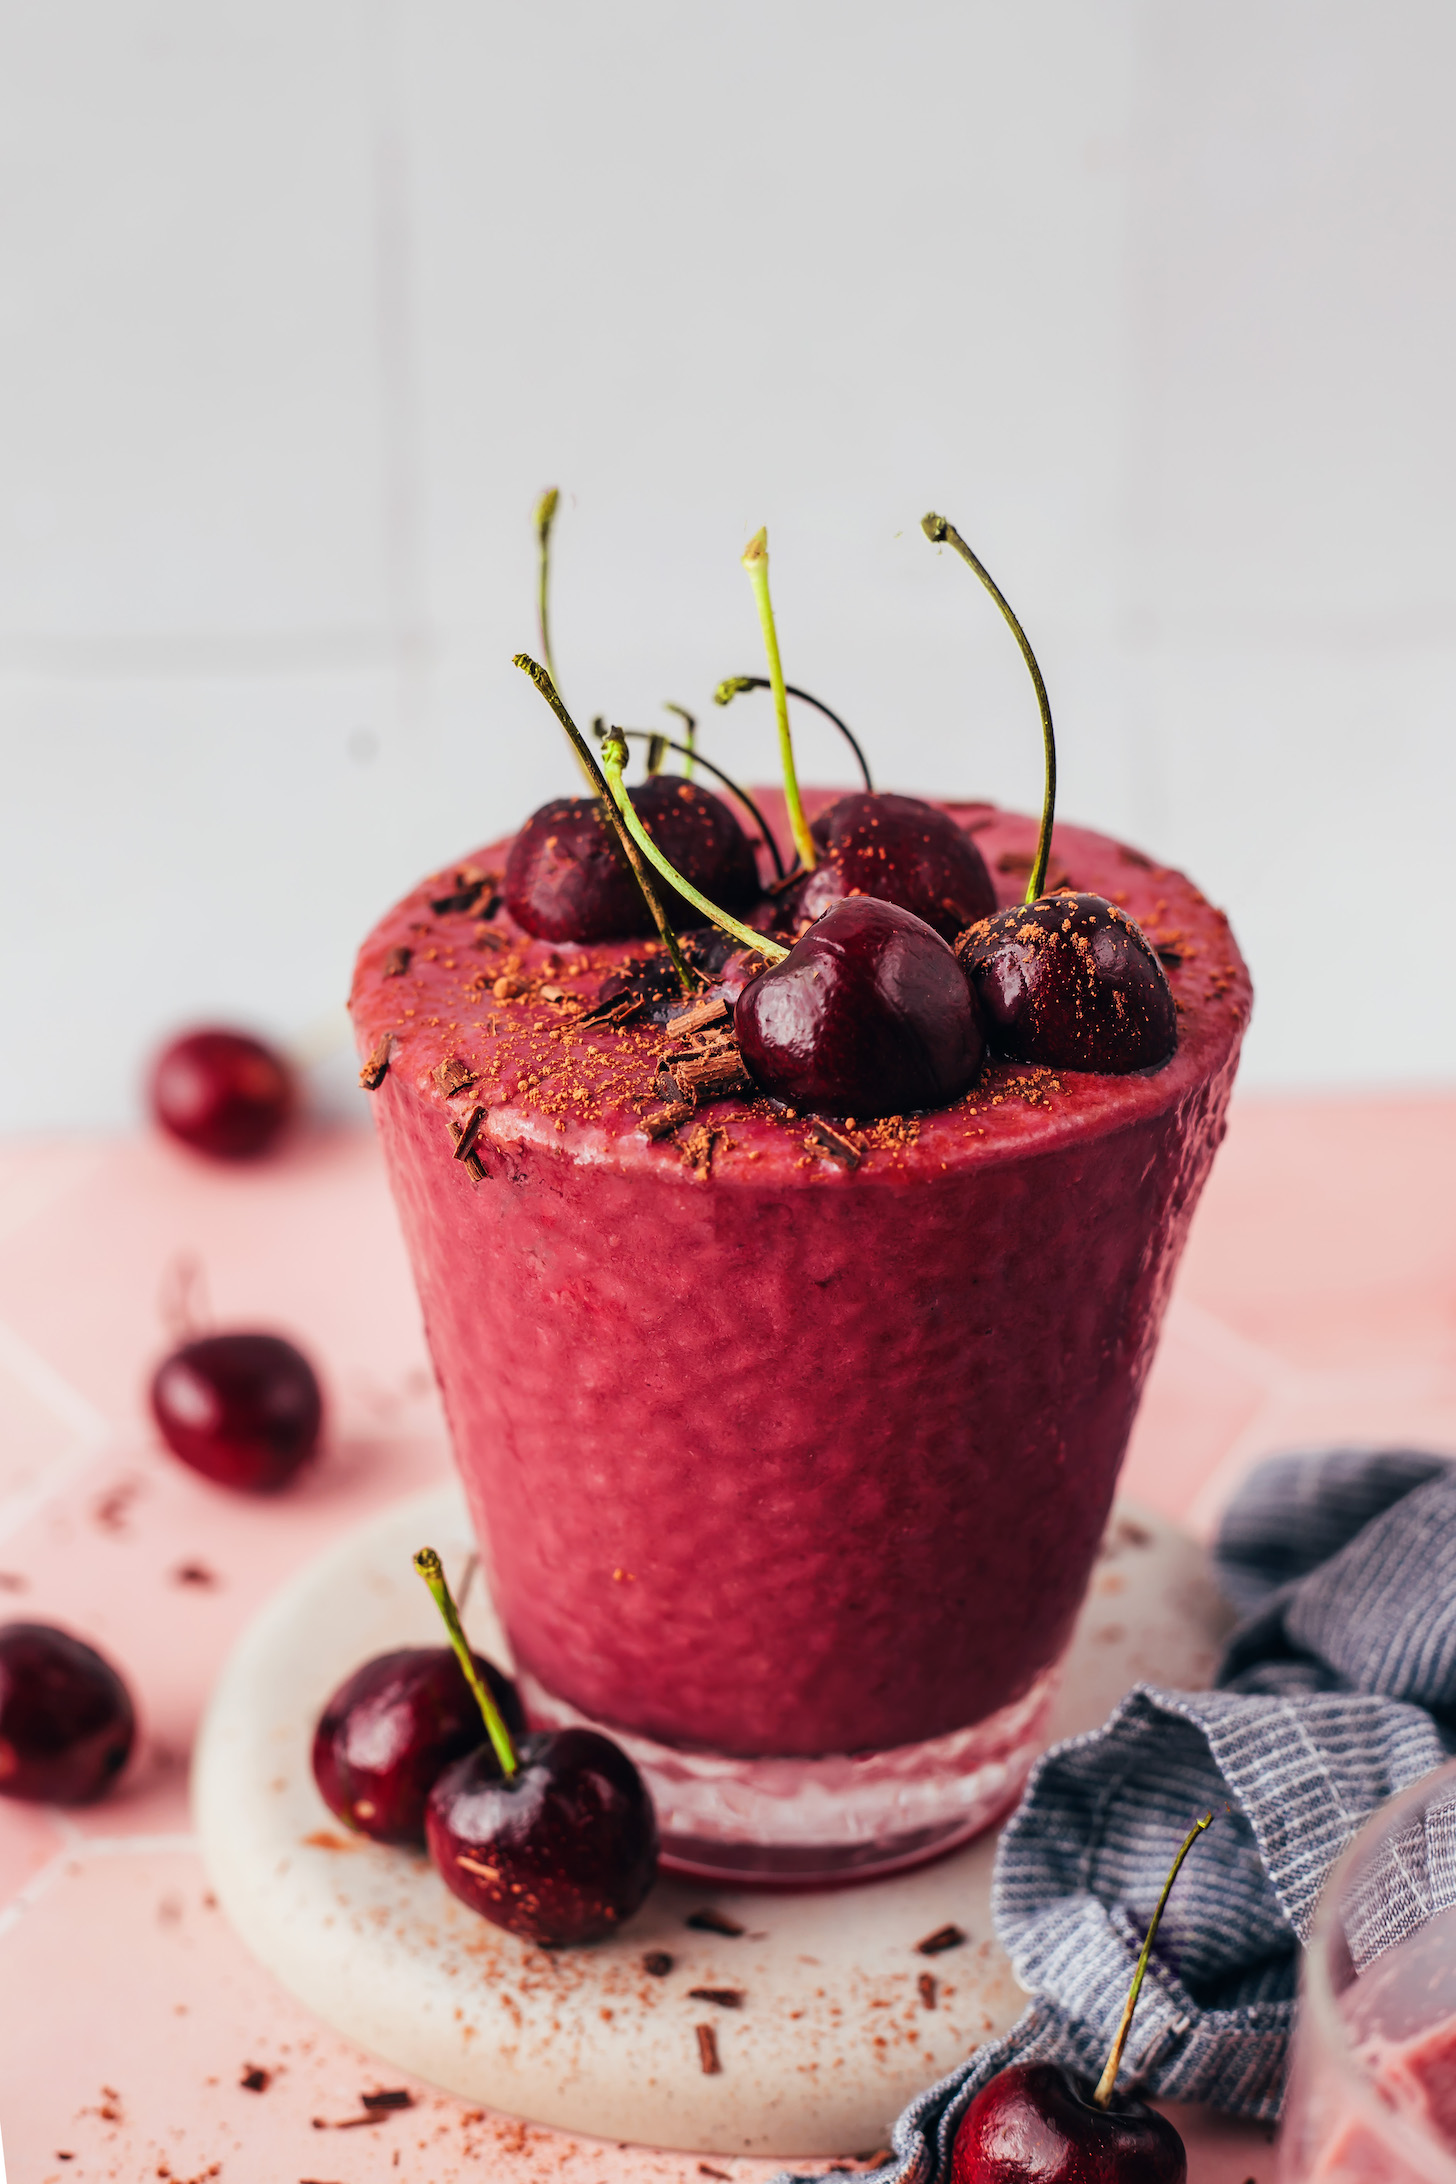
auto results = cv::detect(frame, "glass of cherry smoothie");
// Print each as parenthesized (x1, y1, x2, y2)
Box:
(352, 787, 1250, 1884)
(1280, 1762, 1456, 2184)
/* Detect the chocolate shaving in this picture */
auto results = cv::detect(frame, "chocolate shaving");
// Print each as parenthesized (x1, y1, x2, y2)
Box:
(382, 945, 411, 977)
(359, 1032, 392, 1090)
(360, 2090, 414, 2113)
(686, 1907, 745, 1936)
(436, 1056, 477, 1097)
(642, 1950, 674, 1977)
(447, 1116, 486, 1181)
(654, 1064, 690, 1105)
(918, 1973, 938, 2009)
(666, 993, 730, 1038)
(687, 1988, 744, 2009)
(695, 2023, 721, 2075)
(240, 2067, 271, 2092)
(1156, 948, 1183, 969)
(579, 991, 646, 1027)
(472, 924, 507, 952)
(172, 1561, 218, 1588)
(642, 1103, 694, 1141)
(312, 2112, 386, 2130)
(915, 1922, 967, 1956)
(681, 1124, 722, 1175)
(699, 2168, 732, 2181)
(671, 1046, 752, 1100)
(451, 1105, 485, 1165)
(431, 874, 498, 917)
(807, 1119, 863, 1169)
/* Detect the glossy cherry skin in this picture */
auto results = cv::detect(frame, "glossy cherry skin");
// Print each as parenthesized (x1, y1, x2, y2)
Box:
(150, 1028, 294, 1159)
(950, 2062, 1186, 2184)
(312, 1646, 527, 1846)
(150, 1332, 323, 1492)
(735, 897, 985, 1119)
(504, 776, 760, 943)
(957, 894, 1177, 1074)
(0, 1623, 136, 1805)
(785, 792, 996, 941)
(426, 1726, 659, 1947)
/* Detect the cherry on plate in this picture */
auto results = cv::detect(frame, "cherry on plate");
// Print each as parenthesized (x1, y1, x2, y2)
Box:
(0, 1622, 136, 1805)
(150, 1332, 323, 1492)
(957, 893, 1177, 1074)
(785, 791, 996, 941)
(949, 2060, 1186, 2184)
(150, 1028, 295, 1160)
(312, 1646, 526, 1846)
(504, 776, 760, 943)
(426, 1726, 659, 1948)
(735, 896, 985, 1119)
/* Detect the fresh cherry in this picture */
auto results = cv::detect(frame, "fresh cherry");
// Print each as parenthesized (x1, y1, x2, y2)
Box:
(784, 791, 996, 941)
(427, 1726, 659, 1947)
(735, 897, 985, 1118)
(312, 1646, 526, 1846)
(150, 1332, 323, 1492)
(949, 2063, 1185, 2184)
(950, 1814, 1211, 2184)
(504, 777, 760, 944)
(0, 1622, 136, 1804)
(149, 1027, 294, 1159)
(414, 1547, 658, 1947)
(958, 895, 1177, 1074)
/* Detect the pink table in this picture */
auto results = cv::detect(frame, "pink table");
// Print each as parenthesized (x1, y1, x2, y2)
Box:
(0, 1097, 1451, 2183)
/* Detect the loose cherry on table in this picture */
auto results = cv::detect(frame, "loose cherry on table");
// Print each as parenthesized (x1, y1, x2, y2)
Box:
(312, 1644, 526, 1847)
(735, 896, 986, 1119)
(505, 779, 761, 945)
(0, 1622, 136, 1805)
(949, 1814, 1211, 2184)
(150, 1332, 323, 1492)
(415, 1548, 659, 1948)
(149, 1027, 295, 1159)
(957, 894, 1177, 1075)
(784, 790, 997, 942)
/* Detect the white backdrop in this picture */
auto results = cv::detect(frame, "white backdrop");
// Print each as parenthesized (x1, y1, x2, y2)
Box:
(3, 1, 1454, 1130)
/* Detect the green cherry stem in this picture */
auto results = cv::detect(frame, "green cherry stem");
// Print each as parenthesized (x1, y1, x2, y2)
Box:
(600, 733, 789, 962)
(663, 703, 697, 781)
(1092, 1812, 1213, 2109)
(741, 529, 816, 872)
(714, 676, 875, 794)
(512, 654, 696, 993)
(413, 1546, 518, 1779)
(535, 487, 561, 693)
(921, 513, 1057, 905)
(604, 728, 787, 880)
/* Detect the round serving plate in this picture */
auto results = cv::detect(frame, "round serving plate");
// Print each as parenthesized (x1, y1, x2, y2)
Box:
(193, 1487, 1231, 2159)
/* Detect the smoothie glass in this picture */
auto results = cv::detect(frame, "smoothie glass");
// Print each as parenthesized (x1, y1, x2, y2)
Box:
(1279, 1761, 1456, 2184)
(353, 800, 1250, 1883)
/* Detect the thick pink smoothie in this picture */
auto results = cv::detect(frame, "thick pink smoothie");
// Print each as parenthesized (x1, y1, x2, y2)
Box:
(350, 795, 1250, 1762)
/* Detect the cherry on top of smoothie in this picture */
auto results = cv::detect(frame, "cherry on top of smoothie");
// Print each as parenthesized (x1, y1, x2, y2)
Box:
(349, 792, 1250, 1185)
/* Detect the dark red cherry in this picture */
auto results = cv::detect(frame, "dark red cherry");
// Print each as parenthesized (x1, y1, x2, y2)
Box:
(950, 2061, 1185, 2184)
(504, 776, 760, 943)
(958, 894, 1177, 1074)
(426, 1726, 658, 1947)
(150, 1332, 323, 1492)
(735, 896, 985, 1119)
(149, 1028, 294, 1159)
(312, 1646, 526, 1846)
(785, 792, 996, 941)
(0, 1623, 136, 1805)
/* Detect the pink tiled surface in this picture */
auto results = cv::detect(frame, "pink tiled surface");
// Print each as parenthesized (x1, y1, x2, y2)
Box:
(0, 1097, 1452, 2183)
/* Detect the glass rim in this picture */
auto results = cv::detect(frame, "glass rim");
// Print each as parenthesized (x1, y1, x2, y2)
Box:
(1303, 1756, 1456, 2184)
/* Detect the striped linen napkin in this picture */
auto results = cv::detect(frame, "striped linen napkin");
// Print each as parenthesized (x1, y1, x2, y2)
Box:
(777, 1447, 1456, 2184)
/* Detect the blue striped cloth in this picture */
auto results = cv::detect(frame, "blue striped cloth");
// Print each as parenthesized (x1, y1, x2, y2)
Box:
(776, 1449, 1456, 2184)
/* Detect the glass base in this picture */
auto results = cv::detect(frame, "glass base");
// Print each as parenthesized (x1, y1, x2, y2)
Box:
(518, 1663, 1061, 1886)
